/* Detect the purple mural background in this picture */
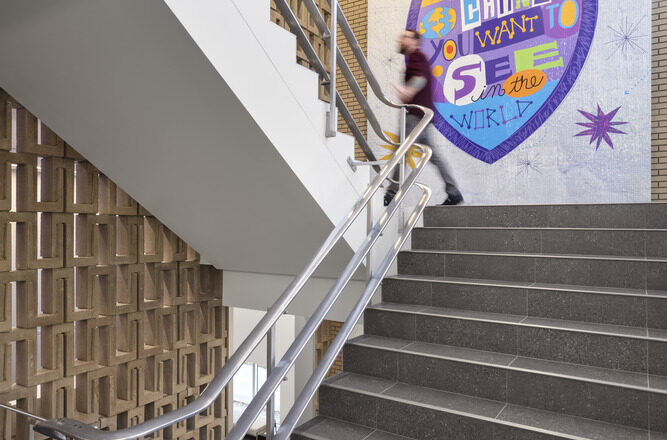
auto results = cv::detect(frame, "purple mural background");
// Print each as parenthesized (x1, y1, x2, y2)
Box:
(407, 0, 598, 163)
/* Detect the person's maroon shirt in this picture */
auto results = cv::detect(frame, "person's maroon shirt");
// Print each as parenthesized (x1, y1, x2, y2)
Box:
(405, 49, 435, 118)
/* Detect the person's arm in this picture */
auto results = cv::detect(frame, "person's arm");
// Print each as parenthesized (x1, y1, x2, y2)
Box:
(393, 75, 427, 103)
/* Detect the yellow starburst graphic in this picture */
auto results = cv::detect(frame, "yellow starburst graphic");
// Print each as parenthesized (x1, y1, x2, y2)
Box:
(380, 131, 424, 169)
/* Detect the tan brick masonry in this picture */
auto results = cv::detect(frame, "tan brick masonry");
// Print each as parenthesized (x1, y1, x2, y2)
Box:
(654, 0, 667, 201)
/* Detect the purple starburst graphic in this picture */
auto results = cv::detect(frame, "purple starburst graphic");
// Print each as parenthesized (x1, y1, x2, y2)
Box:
(575, 105, 628, 150)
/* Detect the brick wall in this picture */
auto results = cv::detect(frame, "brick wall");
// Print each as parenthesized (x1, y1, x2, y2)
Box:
(270, 0, 370, 160)
(654, 0, 667, 201)
(270, 0, 331, 85)
(315, 320, 344, 379)
(314, 320, 344, 414)
(337, 0, 370, 160)
(0, 90, 229, 439)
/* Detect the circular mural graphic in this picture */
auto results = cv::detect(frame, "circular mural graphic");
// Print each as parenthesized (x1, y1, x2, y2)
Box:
(406, 0, 598, 163)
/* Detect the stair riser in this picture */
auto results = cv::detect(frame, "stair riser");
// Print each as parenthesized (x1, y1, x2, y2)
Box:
(319, 385, 569, 440)
(396, 252, 667, 290)
(343, 344, 666, 431)
(382, 278, 667, 328)
(423, 204, 667, 229)
(293, 426, 410, 440)
(363, 309, 667, 375)
(411, 229, 667, 258)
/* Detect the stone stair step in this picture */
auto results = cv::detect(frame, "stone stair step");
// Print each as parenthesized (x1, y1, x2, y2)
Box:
(363, 303, 667, 375)
(411, 227, 667, 258)
(423, 204, 667, 229)
(292, 416, 413, 440)
(381, 275, 667, 328)
(396, 250, 667, 290)
(298, 204, 667, 440)
(343, 335, 667, 431)
(319, 372, 667, 440)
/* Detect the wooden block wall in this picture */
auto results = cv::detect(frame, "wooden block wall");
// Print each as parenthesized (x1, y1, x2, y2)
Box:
(0, 90, 229, 440)
(654, 0, 667, 201)
(270, 0, 370, 160)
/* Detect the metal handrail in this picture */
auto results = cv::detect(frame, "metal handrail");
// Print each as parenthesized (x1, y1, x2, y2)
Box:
(0, 403, 44, 440)
(276, 182, 431, 440)
(30, 1, 435, 438)
(336, 91, 382, 173)
(0, 403, 45, 423)
(271, 0, 388, 174)
(33, 106, 433, 440)
(274, 0, 401, 149)
(300, 0, 412, 128)
(225, 144, 432, 440)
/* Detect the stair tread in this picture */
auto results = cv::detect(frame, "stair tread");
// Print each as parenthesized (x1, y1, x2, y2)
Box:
(403, 248, 667, 262)
(293, 416, 413, 440)
(370, 302, 526, 323)
(497, 404, 667, 440)
(348, 334, 667, 393)
(368, 303, 667, 341)
(385, 274, 667, 298)
(523, 316, 648, 337)
(350, 335, 517, 365)
(323, 372, 665, 440)
(425, 203, 657, 208)
(418, 226, 667, 231)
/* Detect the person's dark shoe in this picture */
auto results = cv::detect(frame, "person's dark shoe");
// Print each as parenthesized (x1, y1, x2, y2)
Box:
(441, 195, 464, 206)
(384, 192, 395, 206)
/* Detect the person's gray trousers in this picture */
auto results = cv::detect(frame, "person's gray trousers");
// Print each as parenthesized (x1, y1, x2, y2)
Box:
(387, 113, 462, 200)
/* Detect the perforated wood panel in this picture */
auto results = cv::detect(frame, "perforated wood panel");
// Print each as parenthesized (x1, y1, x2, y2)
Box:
(0, 90, 228, 440)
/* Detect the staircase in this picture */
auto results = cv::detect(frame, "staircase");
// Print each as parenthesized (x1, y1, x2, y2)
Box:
(0, 0, 368, 281)
(295, 203, 667, 440)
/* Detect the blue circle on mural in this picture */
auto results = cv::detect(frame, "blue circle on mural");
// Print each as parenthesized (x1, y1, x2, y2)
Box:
(407, 0, 598, 163)
(419, 6, 457, 39)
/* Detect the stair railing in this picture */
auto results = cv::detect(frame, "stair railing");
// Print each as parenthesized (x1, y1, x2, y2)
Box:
(0, 402, 44, 440)
(30, 1, 434, 439)
(273, 0, 413, 172)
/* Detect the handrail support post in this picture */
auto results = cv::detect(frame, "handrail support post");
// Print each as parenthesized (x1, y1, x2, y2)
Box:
(398, 108, 407, 233)
(266, 323, 276, 440)
(326, 0, 338, 137)
(366, 172, 374, 284)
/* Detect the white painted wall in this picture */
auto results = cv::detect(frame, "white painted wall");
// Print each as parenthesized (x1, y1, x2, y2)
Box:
(231, 307, 295, 425)
(0, 0, 369, 280)
(224, 272, 368, 323)
(229, 306, 365, 428)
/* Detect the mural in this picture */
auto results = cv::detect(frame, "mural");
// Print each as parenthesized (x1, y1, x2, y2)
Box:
(407, 0, 598, 163)
(367, 0, 651, 204)
(575, 104, 628, 150)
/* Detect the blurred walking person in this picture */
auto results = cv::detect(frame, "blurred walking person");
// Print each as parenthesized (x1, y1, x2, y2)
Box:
(385, 29, 463, 206)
